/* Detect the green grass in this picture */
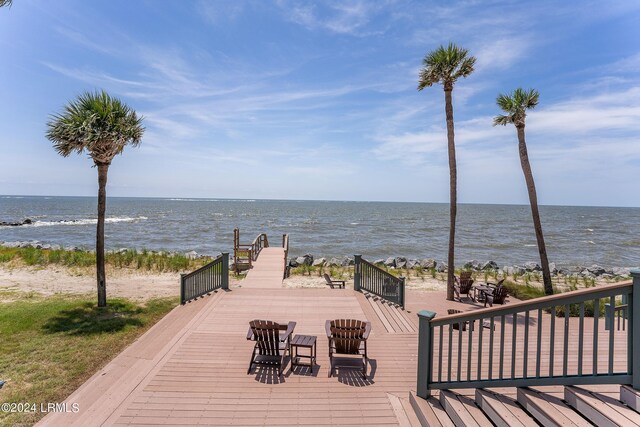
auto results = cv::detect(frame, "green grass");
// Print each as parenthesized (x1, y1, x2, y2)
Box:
(502, 279, 547, 300)
(0, 293, 176, 427)
(0, 246, 209, 273)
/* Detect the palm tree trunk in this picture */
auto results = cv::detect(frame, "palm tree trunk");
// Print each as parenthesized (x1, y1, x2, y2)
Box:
(444, 88, 457, 301)
(517, 126, 553, 295)
(96, 162, 109, 307)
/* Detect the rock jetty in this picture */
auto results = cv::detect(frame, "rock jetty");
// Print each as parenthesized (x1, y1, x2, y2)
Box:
(0, 218, 33, 226)
(287, 255, 635, 279)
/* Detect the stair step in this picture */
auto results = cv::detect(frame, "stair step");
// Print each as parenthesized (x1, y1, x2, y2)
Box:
(386, 393, 415, 427)
(517, 387, 591, 427)
(621, 385, 640, 413)
(409, 392, 455, 427)
(565, 386, 640, 427)
(399, 394, 424, 427)
(439, 390, 493, 427)
(475, 389, 538, 427)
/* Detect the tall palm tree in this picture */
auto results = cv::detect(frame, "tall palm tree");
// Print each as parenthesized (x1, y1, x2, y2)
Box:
(418, 43, 476, 301)
(46, 90, 144, 307)
(494, 88, 553, 295)
(0, 0, 12, 7)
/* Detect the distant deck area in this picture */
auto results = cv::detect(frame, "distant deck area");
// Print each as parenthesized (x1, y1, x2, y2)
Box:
(39, 249, 629, 426)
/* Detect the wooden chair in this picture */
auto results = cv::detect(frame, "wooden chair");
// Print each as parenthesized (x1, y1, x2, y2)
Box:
(324, 273, 346, 289)
(485, 284, 508, 307)
(473, 278, 505, 302)
(447, 309, 494, 331)
(454, 272, 475, 301)
(486, 278, 505, 289)
(326, 319, 371, 379)
(447, 309, 471, 331)
(246, 320, 296, 376)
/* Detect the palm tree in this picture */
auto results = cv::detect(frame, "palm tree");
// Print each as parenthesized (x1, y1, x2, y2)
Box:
(418, 43, 476, 301)
(46, 90, 144, 307)
(0, 0, 12, 7)
(494, 88, 553, 295)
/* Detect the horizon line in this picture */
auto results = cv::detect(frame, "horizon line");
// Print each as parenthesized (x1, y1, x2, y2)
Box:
(1, 193, 638, 209)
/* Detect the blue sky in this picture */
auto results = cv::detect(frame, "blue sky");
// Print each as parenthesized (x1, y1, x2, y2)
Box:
(0, 1, 639, 206)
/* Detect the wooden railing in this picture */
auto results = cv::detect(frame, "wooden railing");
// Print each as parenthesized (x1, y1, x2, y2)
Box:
(251, 233, 269, 261)
(416, 271, 640, 398)
(180, 253, 229, 304)
(233, 228, 269, 272)
(354, 255, 405, 309)
(282, 234, 290, 279)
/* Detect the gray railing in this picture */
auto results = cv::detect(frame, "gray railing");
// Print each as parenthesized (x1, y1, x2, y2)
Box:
(354, 255, 405, 309)
(180, 253, 229, 304)
(416, 271, 640, 398)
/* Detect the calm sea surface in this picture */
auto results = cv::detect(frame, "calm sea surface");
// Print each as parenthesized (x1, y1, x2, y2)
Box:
(1, 196, 638, 269)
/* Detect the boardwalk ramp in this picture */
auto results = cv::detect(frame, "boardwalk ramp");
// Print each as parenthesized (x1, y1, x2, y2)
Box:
(240, 246, 286, 288)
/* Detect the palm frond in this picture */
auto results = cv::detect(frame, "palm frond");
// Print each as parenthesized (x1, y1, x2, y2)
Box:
(417, 42, 476, 90)
(0, 0, 12, 8)
(46, 90, 144, 163)
(494, 87, 540, 127)
(493, 115, 512, 126)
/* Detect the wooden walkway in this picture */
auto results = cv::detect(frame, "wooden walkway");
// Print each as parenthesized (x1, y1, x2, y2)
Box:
(240, 247, 286, 289)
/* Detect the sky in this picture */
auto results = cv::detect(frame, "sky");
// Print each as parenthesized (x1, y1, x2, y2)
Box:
(0, 1, 639, 207)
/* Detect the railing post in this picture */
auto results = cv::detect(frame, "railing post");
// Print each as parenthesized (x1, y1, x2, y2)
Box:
(417, 310, 436, 398)
(180, 273, 186, 304)
(632, 269, 640, 389)
(354, 255, 362, 292)
(234, 228, 239, 251)
(399, 276, 406, 309)
(221, 253, 229, 290)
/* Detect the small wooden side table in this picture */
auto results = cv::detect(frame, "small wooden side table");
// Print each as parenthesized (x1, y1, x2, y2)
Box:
(290, 334, 317, 367)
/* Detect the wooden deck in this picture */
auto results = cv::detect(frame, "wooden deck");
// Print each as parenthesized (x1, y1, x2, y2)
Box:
(38, 249, 633, 426)
(39, 287, 422, 426)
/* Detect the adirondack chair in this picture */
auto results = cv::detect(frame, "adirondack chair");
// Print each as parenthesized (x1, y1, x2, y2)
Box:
(324, 273, 346, 289)
(454, 271, 475, 301)
(326, 319, 371, 379)
(485, 284, 508, 307)
(447, 309, 494, 331)
(246, 319, 296, 376)
(473, 278, 505, 302)
(447, 309, 471, 331)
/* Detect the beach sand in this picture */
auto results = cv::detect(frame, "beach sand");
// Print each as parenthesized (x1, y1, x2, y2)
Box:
(0, 265, 451, 301)
(0, 266, 183, 300)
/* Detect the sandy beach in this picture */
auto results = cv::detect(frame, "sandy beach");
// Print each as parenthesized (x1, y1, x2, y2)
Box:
(0, 264, 449, 301)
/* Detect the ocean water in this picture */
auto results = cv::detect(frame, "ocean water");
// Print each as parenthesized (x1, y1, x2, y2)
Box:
(0, 196, 639, 269)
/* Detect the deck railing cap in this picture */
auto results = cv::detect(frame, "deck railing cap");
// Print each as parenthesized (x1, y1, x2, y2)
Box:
(417, 310, 436, 320)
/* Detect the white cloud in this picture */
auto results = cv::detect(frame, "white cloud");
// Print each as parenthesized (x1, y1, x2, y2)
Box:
(277, 0, 386, 36)
(196, 0, 245, 24)
(529, 87, 640, 134)
(474, 37, 531, 72)
(374, 85, 640, 172)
